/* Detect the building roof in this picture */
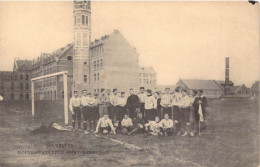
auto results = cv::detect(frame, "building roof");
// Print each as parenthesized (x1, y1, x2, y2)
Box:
(181, 79, 223, 90)
(229, 86, 241, 93)
(216, 80, 233, 85)
(139, 67, 156, 75)
(15, 59, 32, 71)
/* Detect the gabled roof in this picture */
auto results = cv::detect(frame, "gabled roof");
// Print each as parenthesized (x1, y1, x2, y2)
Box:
(181, 79, 223, 90)
(216, 80, 233, 85)
(15, 60, 32, 71)
(139, 67, 157, 75)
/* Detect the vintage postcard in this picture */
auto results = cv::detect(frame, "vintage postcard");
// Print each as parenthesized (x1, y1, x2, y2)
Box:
(0, 1, 259, 167)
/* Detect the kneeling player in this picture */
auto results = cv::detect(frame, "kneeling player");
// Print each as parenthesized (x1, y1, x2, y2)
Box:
(121, 114, 133, 135)
(95, 114, 116, 135)
(159, 113, 174, 136)
(144, 116, 161, 136)
(128, 112, 146, 135)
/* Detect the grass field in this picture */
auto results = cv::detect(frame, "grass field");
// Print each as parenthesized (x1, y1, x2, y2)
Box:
(0, 98, 259, 167)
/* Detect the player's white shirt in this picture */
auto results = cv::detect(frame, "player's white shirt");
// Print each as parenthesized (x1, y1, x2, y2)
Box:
(172, 92, 182, 106)
(81, 95, 90, 106)
(0, 95, 3, 101)
(145, 121, 160, 133)
(69, 96, 81, 111)
(159, 119, 173, 128)
(138, 92, 147, 103)
(121, 118, 133, 127)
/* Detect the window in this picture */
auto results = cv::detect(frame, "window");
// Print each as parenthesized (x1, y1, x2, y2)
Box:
(20, 93, 23, 100)
(94, 61, 96, 70)
(1, 83, 4, 90)
(139, 79, 142, 84)
(97, 73, 99, 81)
(26, 75, 29, 80)
(82, 15, 85, 25)
(74, 16, 76, 25)
(97, 60, 99, 70)
(26, 94, 29, 100)
(11, 94, 14, 100)
(84, 75, 87, 83)
(94, 74, 96, 81)
(100, 59, 103, 68)
(94, 89, 96, 92)
(76, 33, 81, 45)
(14, 75, 17, 81)
(26, 83, 29, 90)
(67, 56, 72, 60)
(84, 61, 87, 65)
(86, 16, 88, 25)
(11, 82, 14, 90)
(20, 75, 23, 80)
(20, 83, 23, 90)
(83, 34, 88, 46)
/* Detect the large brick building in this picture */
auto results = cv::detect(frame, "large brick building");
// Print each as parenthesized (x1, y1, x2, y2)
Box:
(0, 59, 31, 100)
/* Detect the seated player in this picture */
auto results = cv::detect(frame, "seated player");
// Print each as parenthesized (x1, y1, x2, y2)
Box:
(159, 113, 174, 136)
(144, 116, 161, 136)
(121, 114, 133, 135)
(95, 114, 116, 135)
(128, 112, 146, 135)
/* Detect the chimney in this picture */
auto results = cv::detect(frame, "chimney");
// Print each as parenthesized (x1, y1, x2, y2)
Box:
(225, 57, 230, 86)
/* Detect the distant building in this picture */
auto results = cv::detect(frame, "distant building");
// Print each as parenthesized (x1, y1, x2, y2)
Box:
(30, 44, 74, 100)
(87, 30, 140, 93)
(155, 85, 176, 93)
(176, 79, 224, 98)
(216, 80, 234, 87)
(138, 67, 157, 91)
(251, 81, 259, 97)
(227, 85, 251, 97)
(0, 59, 32, 100)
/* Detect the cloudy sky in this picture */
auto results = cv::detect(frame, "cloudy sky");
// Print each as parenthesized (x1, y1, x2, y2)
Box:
(0, 1, 259, 86)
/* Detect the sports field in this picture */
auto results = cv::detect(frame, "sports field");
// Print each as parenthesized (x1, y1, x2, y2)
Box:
(0, 98, 259, 167)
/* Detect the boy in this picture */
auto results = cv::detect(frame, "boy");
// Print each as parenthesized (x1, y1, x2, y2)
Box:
(138, 87, 146, 116)
(121, 114, 133, 134)
(110, 89, 118, 122)
(81, 90, 90, 134)
(126, 88, 140, 119)
(153, 92, 162, 119)
(145, 116, 161, 136)
(160, 88, 173, 118)
(69, 91, 81, 130)
(87, 93, 97, 133)
(159, 113, 174, 136)
(179, 89, 193, 136)
(172, 87, 182, 135)
(95, 114, 116, 135)
(98, 88, 110, 118)
(193, 90, 207, 134)
(128, 112, 146, 135)
(144, 89, 157, 122)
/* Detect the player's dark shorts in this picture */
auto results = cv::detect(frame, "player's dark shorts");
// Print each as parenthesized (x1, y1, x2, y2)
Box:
(162, 107, 172, 118)
(72, 107, 81, 121)
(93, 106, 99, 121)
(100, 126, 111, 133)
(180, 107, 190, 123)
(145, 109, 156, 122)
(172, 106, 181, 121)
(121, 126, 133, 132)
(82, 106, 93, 121)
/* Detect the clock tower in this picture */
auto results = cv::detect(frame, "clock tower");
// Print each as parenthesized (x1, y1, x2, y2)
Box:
(73, 0, 91, 90)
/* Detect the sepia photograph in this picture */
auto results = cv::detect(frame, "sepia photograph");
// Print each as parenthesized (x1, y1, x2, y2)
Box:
(0, 0, 259, 167)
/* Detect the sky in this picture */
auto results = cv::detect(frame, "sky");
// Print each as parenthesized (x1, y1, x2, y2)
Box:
(0, 1, 259, 87)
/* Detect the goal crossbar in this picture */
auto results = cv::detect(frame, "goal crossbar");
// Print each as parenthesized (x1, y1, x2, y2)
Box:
(31, 71, 69, 125)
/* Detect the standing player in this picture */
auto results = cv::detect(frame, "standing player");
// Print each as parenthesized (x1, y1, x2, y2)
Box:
(153, 91, 162, 119)
(193, 90, 207, 135)
(138, 87, 146, 117)
(98, 88, 110, 118)
(69, 91, 81, 130)
(110, 89, 118, 122)
(172, 87, 183, 135)
(81, 90, 90, 134)
(144, 89, 157, 122)
(160, 88, 173, 118)
(126, 88, 140, 119)
(179, 89, 193, 136)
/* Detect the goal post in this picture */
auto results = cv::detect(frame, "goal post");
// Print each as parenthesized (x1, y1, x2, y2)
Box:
(31, 71, 69, 125)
